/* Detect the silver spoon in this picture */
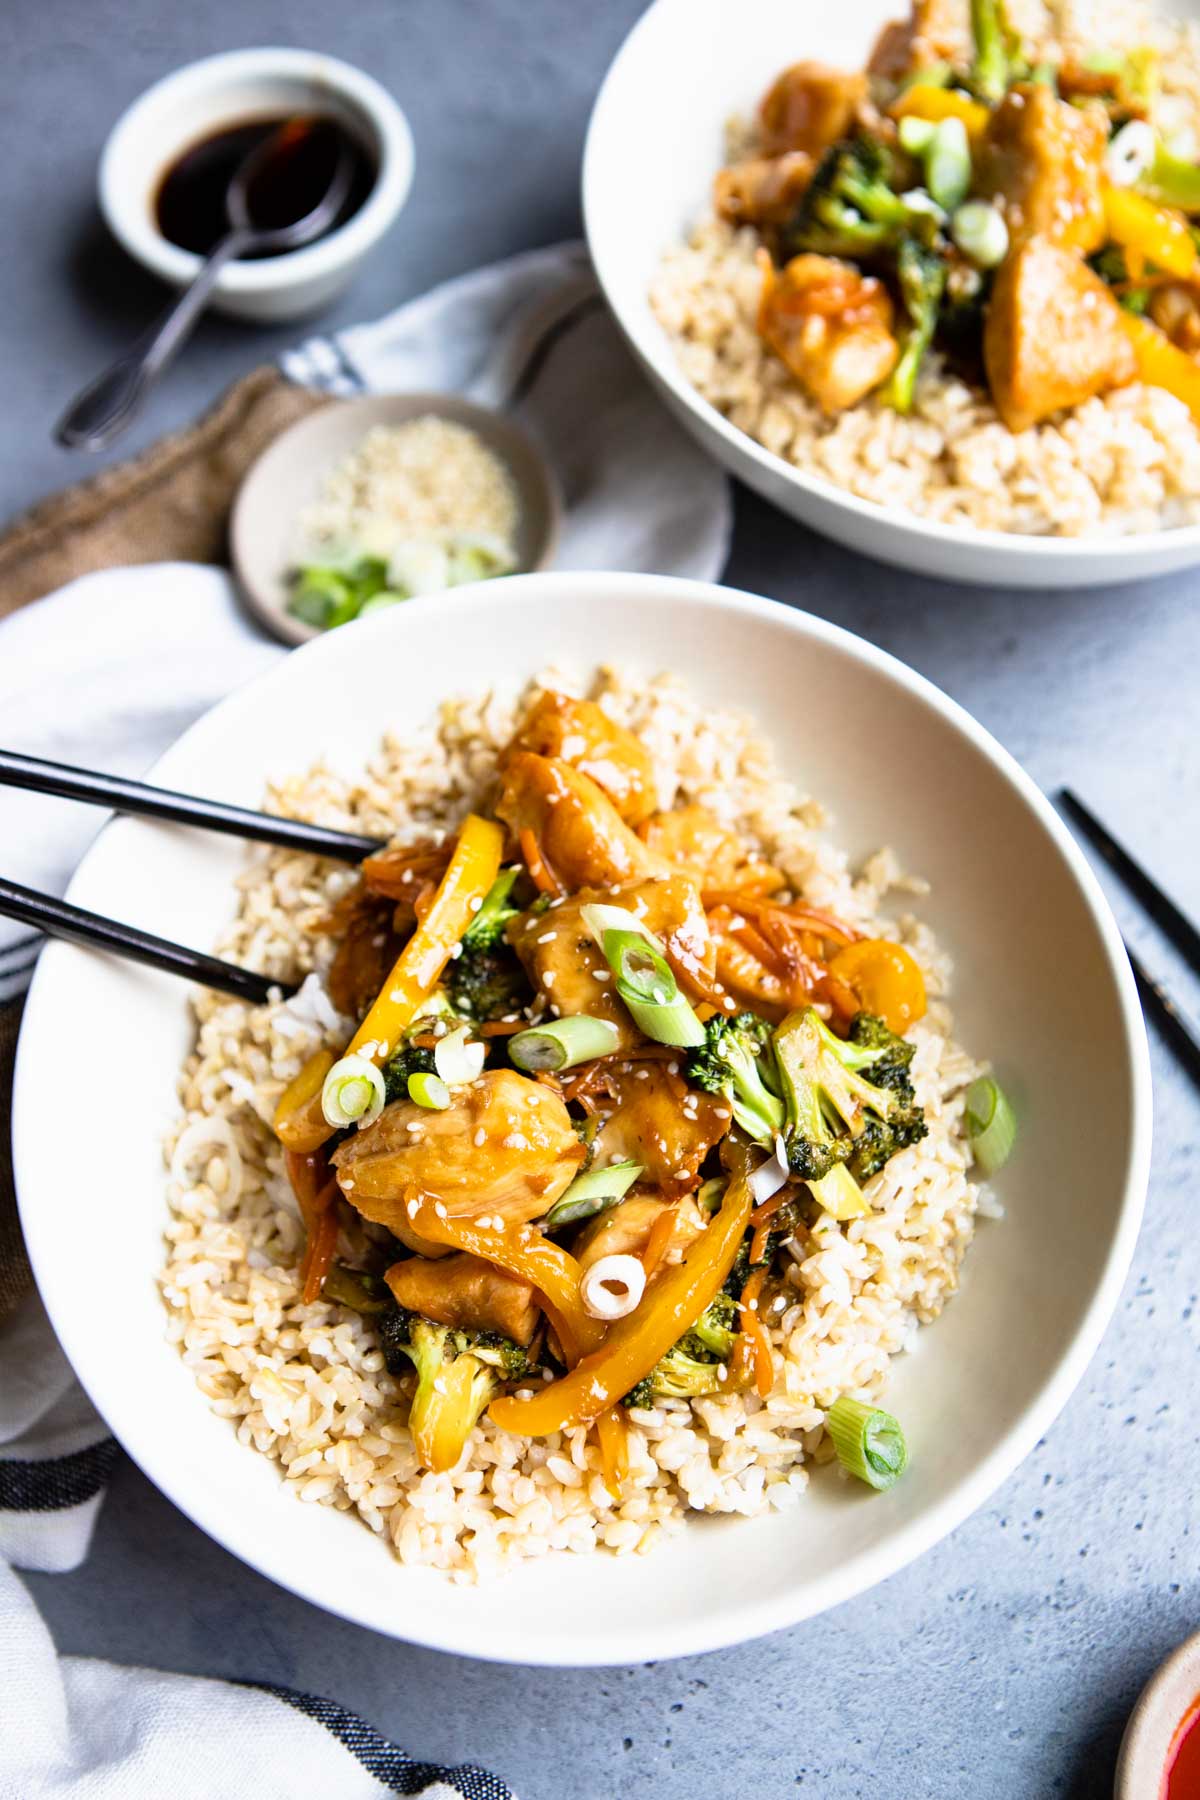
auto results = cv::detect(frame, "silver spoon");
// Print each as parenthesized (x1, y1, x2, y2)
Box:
(56, 118, 354, 453)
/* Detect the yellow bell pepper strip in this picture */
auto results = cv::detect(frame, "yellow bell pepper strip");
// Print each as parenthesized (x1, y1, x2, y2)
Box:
(827, 938, 927, 1034)
(1119, 311, 1200, 423)
(272, 813, 503, 1152)
(1102, 184, 1199, 281)
(275, 1048, 336, 1152)
(890, 85, 989, 145)
(404, 1194, 604, 1362)
(594, 1406, 630, 1501)
(488, 1175, 753, 1437)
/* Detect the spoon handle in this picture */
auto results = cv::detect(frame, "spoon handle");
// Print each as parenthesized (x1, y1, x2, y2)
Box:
(55, 229, 255, 452)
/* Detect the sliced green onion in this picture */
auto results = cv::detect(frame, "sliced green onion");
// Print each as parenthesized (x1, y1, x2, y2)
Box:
(606, 931, 705, 1047)
(898, 116, 937, 156)
(964, 1075, 1017, 1175)
(543, 1159, 644, 1229)
(408, 1071, 451, 1111)
(826, 1396, 908, 1491)
(321, 1054, 386, 1128)
(1107, 119, 1156, 188)
(951, 199, 1009, 268)
(580, 904, 707, 1048)
(509, 1014, 620, 1073)
(899, 60, 953, 92)
(434, 1024, 485, 1087)
(925, 117, 971, 213)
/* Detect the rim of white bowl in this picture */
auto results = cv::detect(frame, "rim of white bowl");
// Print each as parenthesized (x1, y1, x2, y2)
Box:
(582, 0, 1200, 567)
(99, 47, 414, 293)
(13, 575, 1153, 1665)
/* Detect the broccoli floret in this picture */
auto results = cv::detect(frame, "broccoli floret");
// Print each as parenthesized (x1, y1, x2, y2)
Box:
(445, 941, 531, 1021)
(783, 137, 926, 260)
(773, 1007, 927, 1218)
(462, 866, 521, 950)
(881, 239, 947, 413)
(685, 1012, 784, 1145)
(380, 1306, 532, 1471)
(381, 1042, 435, 1105)
(622, 1294, 738, 1407)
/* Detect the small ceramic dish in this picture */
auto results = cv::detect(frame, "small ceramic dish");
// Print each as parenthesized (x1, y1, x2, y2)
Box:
(99, 48, 414, 323)
(1115, 1628, 1200, 1797)
(230, 392, 562, 645)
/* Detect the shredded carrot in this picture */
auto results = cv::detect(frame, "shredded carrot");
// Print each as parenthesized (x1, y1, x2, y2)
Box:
(641, 1209, 678, 1279)
(594, 1406, 630, 1500)
(748, 1188, 789, 1266)
(479, 1018, 528, 1035)
(736, 1269, 774, 1400)
(519, 826, 564, 898)
(300, 1180, 339, 1303)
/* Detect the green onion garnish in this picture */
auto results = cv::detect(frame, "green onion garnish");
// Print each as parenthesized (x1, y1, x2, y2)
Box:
(408, 1071, 451, 1111)
(826, 1396, 908, 1491)
(604, 930, 706, 1049)
(543, 1159, 643, 1229)
(509, 1015, 620, 1074)
(964, 1075, 1017, 1176)
(433, 1024, 485, 1087)
(321, 1054, 387, 1128)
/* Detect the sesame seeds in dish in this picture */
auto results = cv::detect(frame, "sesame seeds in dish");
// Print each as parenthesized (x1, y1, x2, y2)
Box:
(161, 669, 999, 1581)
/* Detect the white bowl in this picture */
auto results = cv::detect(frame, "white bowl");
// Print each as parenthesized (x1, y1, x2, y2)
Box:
(584, 0, 1200, 587)
(14, 573, 1151, 1665)
(99, 48, 414, 323)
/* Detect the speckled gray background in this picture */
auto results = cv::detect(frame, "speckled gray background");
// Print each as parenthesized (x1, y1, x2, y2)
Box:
(6, 4, 1200, 1797)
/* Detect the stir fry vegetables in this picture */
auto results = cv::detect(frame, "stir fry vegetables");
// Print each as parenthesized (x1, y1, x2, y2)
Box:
(727, 0, 1200, 428)
(266, 685, 1013, 1495)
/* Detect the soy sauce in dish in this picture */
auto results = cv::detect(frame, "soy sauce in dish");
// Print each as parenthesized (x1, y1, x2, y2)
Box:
(155, 115, 376, 258)
(1163, 1695, 1200, 1798)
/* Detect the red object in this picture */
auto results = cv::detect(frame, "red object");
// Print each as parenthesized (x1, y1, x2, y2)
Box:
(1164, 1696, 1200, 1798)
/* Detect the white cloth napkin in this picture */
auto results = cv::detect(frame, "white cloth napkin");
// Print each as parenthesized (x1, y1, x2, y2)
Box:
(0, 243, 730, 1796)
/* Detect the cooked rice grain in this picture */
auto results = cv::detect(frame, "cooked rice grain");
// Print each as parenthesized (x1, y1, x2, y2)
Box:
(161, 671, 986, 1580)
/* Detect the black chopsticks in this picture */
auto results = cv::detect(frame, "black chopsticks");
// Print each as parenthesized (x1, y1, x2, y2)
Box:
(1060, 789, 1200, 1091)
(0, 877, 293, 1006)
(0, 748, 386, 1003)
(0, 748, 387, 863)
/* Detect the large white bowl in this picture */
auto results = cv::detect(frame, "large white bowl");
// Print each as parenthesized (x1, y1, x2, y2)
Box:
(14, 574, 1151, 1665)
(584, 0, 1200, 587)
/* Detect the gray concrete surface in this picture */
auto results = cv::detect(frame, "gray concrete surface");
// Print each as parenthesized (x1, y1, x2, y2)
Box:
(6, 4, 1200, 1797)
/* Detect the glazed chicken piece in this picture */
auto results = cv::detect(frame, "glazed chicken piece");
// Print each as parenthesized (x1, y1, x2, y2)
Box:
(983, 237, 1136, 432)
(385, 1251, 539, 1345)
(976, 84, 1107, 256)
(332, 1069, 585, 1231)
(589, 1064, 729, 1197)
(506, 691, 657, 826)
(868, 0, 971, 82)
(640, 804, 782, 898)
(758, 252, 899, 414)
(496, 751, 670, 893)
(758, 62, 866, 158)
(507, 873, 716, 1044)
(573, 1192, 708, 1274)
(324, 887, 403, 1021)
(715, 152, 815, 229)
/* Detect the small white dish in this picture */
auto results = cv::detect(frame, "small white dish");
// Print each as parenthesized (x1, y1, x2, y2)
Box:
(99, 48, 414, 323)
(584, 0, 1200, 587)
(13, 573, 1151, 1665)
(231, 392, 562, 644)
(1115, 1629, 1200, 1797)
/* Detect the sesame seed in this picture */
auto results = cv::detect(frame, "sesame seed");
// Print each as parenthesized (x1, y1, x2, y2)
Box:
(537, 932, 557, 944)
(473, 1128, 487, 1146)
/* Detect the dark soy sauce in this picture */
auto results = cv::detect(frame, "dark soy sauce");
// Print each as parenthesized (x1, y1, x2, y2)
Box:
(155, 115, 376, 258)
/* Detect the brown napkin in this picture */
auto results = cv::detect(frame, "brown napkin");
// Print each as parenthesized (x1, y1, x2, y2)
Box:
(0, 366, 330, 622)
(0, 365, 329, 1314)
